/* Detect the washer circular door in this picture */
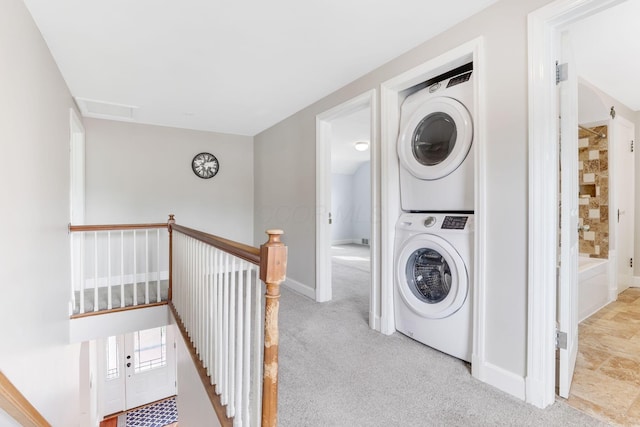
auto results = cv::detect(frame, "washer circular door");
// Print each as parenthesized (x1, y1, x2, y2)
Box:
(398, 97, 473, 180)
(396, 234, 468, 319)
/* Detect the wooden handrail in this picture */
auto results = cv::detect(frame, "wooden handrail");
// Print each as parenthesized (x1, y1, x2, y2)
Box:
(69, 222, 168, 232)
(0, 371, 51, 427)
(170, 223, 261, 265)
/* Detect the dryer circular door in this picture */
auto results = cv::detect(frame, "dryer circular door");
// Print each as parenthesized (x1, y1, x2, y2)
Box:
(396, 234, 468, 319)
(398, 97, 473, 180)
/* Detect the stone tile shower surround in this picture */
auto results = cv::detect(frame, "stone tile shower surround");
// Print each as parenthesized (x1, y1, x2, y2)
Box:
(578, 125, 609, 259)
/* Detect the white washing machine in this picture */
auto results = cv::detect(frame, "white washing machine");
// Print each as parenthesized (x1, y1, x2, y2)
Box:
(397, 68, 474, 212)
(394, 212, 473, 362)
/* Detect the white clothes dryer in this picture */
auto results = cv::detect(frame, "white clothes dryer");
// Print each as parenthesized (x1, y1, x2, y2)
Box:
(397, 68, 474, 212)
(394, 212, 473, 362)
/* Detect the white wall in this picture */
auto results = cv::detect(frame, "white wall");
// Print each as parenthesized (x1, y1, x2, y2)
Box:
(85, 118, 254, 245)
(0, 1, 82, 425)
(254, 0, 554, 390)
(171, 317, 221, 427)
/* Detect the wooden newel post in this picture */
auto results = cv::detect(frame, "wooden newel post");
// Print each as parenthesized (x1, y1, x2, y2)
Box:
(168, 214, 175, 301)
(259, 229, 287, 427)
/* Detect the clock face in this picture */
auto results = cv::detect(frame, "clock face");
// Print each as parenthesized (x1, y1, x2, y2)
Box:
(192, 152, 219, 179)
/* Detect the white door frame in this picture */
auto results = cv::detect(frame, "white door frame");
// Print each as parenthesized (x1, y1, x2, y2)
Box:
(526, 0, 626, 409)
(612, 115, 636, 293)
(315, 89, 379, 329)
(380, 37, 486, 351)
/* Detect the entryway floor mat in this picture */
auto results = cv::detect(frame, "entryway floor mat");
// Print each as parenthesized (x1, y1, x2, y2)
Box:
(124, 396, 178, 427)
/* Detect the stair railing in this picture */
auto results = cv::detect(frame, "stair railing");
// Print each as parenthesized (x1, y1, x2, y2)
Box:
(169, 215, 287, 427)
(68, 222, 169, 317)
(0, 371, 51, 427)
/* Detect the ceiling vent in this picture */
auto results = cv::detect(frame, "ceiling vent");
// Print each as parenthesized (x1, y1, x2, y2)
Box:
(75, 97, 138, 121)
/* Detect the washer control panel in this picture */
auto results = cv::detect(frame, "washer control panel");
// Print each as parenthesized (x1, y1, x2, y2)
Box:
(441, 216, 468, 230)
(423, 216, 437, 228)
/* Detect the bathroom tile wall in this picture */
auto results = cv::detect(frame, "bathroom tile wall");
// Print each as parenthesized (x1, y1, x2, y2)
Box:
(578, 125, 609, 259)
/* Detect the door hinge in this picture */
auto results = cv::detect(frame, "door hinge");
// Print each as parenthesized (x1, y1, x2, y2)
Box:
(556, 330, 568, 350)
(630, 258, 633, 268)
(556, 62, 568, 85)
(631, 140, 635, 153)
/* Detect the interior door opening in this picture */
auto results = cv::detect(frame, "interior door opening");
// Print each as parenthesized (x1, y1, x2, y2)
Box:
(316, 92, 376, 328)
(554, 0, 637, 416)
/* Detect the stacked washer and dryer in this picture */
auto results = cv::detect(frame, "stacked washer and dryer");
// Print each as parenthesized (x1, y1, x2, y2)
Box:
(394, 65, 475, 362)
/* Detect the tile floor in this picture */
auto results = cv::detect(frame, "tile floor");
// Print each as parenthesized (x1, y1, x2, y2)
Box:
(565, 287, 640, 426)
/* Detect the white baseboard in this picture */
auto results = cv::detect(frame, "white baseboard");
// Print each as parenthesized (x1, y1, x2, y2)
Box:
(473, 358, 526, 401)
(331, 238, 369, 246)
(282, 277, 316, 300)
(82, 271, 169, 289)
(369, 311, 380, 332)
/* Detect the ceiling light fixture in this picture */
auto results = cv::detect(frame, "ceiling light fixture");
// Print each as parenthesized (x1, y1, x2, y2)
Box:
(354, 141, 369, 151)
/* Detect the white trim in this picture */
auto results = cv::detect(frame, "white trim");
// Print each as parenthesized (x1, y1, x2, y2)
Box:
(609, 250, 619, 300)
(526, 0, 627, 409)
(315, 90, 378, 330)
(282, 277, 316, 300)
(380, 38, 486, 351)
(473, 359, 526, 401)
(316, 115, 333, 303)
(80, 271, 170, 289)
(331, 239, 369, 246)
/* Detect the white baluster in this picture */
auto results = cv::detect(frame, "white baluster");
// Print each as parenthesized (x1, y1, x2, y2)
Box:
(79, 232, 85, 314)
(221, 252, 230, 404)
(228, 256, 237, 417)
(243, 266, 252, 426)
(133, 230, 137, 306)
(107, 231, 112, 310)
(156, 229, 161, 303)
(120, 231, 125, 309)
(145, 229, 149, 304)
(234, 260, 245, 425)
(93, 231, 98, 312)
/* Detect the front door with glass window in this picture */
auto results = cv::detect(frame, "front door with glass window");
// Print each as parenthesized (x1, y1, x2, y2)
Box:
(101, 326, 176, 415)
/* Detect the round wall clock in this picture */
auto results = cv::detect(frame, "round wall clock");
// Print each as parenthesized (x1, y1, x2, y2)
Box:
(191, 152, 219, 179)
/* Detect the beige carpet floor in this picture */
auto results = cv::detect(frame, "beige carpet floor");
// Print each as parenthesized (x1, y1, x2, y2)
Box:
(276, 244, 605, 426)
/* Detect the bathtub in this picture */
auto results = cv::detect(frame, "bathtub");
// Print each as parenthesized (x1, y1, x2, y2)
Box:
(578, 257, 609, 322)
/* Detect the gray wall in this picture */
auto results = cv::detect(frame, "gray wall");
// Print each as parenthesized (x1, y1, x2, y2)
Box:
(0, 0, 82, 425)
(331, 173, 355, 243)
(352, 162, 372, 243)
(85, 119, 254, 244)
(331, 163, 371, 244)
(254, 0, 554, 382)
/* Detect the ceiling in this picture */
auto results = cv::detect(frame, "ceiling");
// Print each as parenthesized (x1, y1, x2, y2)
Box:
(22, 0, 500, 136)
(568, 0, 640, 112)
(331, 107, 370, 175)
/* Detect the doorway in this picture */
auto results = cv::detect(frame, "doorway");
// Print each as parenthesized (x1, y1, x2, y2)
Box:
(100, 325, 177, 416)
(316, 90, 377, 329)
(527, 0, 637, 410)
